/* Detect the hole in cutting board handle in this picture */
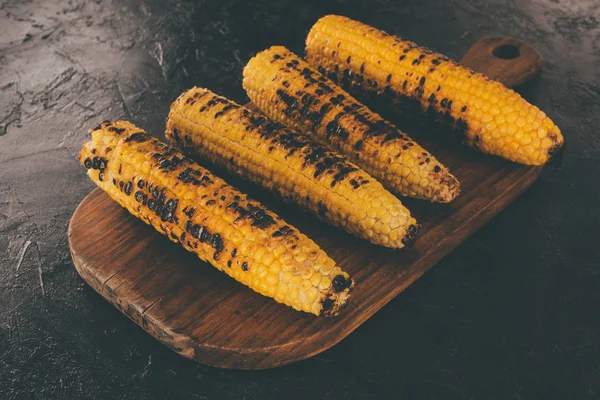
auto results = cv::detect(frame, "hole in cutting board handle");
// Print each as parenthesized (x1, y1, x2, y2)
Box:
(492, 44, 520, 60)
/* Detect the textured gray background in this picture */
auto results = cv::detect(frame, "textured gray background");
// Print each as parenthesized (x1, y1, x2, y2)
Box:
(1, 0, 598, 398)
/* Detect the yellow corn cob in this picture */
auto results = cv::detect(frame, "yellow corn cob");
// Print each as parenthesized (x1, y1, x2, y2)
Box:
(305, 15, 565, 166)
(78, 120, 353, 316)
(166, 88, 418, 249)
(242, 46, 460, 203)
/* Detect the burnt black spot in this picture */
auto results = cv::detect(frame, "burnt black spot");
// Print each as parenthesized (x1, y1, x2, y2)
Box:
(461, 105, 467, 112)
(386, 74, 392, 83)
(354, 140, 364, 151)
(241, 262, 248, 271)
(147, 199, 156, 211)
(199, 227, 211, 243)
(124, 181, 132, 195)
(210, 234, 224, 253)
(332, 275, 352, 292)
(108, 126, 126, 134)
(83, 158, 92, 169)
(134, 191, 144, 202)
(325, 120, 349, 141)
(402, 224, 419, 247)
(433, 165, 441, 173)
(206, 200, 216, 206)
(166, 199, 178, 212)
(191, 224, 202, 239)
(419, 77, 426, 86)
(321, 298, 335, 313)
(124, 132, 147, 143)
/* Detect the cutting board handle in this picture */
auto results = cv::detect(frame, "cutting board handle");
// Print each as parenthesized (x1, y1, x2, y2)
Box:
(460, 36, 542, 88)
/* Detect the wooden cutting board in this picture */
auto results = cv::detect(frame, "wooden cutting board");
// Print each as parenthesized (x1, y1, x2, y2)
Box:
(69, 37, 548, 369)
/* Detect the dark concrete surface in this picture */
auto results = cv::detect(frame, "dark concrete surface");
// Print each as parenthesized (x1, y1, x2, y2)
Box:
(1, 0, 599, 398)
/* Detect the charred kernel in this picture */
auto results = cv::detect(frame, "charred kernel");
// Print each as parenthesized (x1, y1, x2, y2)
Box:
(386, 74, 392, 83)
(200, 228, 211, 242)
(119, 181, 124, 189)
(321, 297, 335, 313)
(137, 179, 144, 188)
(241, 262, 249, 271)
(98, 172, 104, 181)
(210, 234, 224, 253)
(84, 158, 92, 168)
(227, 260, 232, 267)
(124, 181, 132, 195)
(231, 248, 237, 257)
(434, 165, 441, 172)
(134, 191, 144, 202)
(461, 105, 467, 112)
(419, 77, 426, 86)
(354, 140, 364, 150)
(91, 157, 100, 169)
(206, 199, 216, 206)
(332, 275, 352, 292)
(346, 56, 351, 63)
(166, 199, 178, 211)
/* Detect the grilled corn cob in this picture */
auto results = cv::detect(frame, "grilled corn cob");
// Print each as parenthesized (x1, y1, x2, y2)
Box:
(78, 120, 353, 316)
(166, 88, 418, 249)
(305, 15, 565, 165)
(243, 46, 459, 203)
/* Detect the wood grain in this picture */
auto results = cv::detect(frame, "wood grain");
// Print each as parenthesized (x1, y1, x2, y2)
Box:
(69, 37, 544, 369)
